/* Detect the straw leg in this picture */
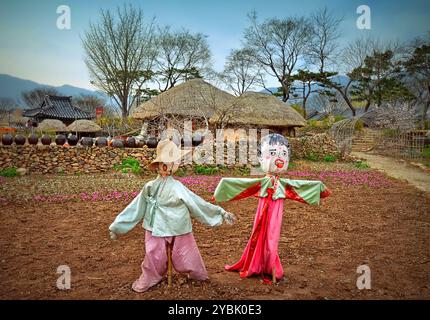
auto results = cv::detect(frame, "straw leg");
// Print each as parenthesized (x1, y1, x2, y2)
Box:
(167, 242, 173, 287)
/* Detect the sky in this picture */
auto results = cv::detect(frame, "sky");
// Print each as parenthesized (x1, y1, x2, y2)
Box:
(0, 0, 429, 90)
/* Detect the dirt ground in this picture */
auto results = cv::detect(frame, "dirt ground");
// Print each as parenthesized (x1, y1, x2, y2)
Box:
(353, 151, 430, 193)
(0, 167, 429, 300)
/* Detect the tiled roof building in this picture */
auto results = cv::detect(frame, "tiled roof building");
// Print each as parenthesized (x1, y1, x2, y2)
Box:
(23, 95, 93, 125)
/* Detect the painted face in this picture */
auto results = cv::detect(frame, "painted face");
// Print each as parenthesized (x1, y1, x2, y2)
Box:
(259, 142, 290, 175)
(158, 162, 179, 176)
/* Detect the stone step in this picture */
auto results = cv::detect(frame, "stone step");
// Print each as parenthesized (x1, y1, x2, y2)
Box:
(352, 143, 373, 147)
(357, 136, 379, 139)
(356, 132, 380, 136)
(355, 136, 377, 139)
(351, 146, 374, 152)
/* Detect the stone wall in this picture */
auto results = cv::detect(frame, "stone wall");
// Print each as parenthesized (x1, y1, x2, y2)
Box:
(290, 133, 340, 160)
(0, 133, 340, 174)
(0, 144, 155, 174)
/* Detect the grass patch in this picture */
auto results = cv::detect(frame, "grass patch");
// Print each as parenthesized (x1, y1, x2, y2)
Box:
(323, 155, 337, 163)
(232, 166, 251, 176)
(0, 167, 17, 177)
(305, 153, 319, 162)
(194, 164, 218, 175)
(353, 161, 370, 169)
(114, 157, 142, 174)
(175, 168, 187, 177)
(421, 147, 430, 159)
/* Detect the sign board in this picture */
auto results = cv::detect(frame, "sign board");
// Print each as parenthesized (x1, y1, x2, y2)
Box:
(95, 106, 104, 120)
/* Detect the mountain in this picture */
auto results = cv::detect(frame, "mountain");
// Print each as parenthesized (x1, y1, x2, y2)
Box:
(259, 75, 353, 111)
(0, 74, 107, 105)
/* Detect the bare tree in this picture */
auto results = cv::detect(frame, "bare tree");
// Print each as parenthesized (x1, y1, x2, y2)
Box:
(319, 37, 376, 116)
(243, 11, 312, 102)
(202, 89, 243, 130)
(321, 37, 406, 116)
(404, 35, 430, 129)
(73, 94, 120, 123)
(308, 7, 343, 73)
(21, 87, 59, 108)
(73, 94, 104, 114)
(82, 4, 157, 120)
(291, 70, 333, 118)
(309, 92, 349, 117)
(153, 27, 212, 92)
(0, 98, 18, 125)
(219, 48, 262, 96)
(340, 36, 376, 72)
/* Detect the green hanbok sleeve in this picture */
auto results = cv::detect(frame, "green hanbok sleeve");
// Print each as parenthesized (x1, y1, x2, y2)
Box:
(213, 177, 268, 202)
(109, 188, 147, 235)
(178, 181, 225, 227)
(279, 178, 331, 205)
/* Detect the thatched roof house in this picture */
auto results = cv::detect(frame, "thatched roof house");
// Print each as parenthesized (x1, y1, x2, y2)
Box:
(67, 119, 101, 133)
(210, 92, 306, 136)
(132, 80, 306, 137)
(38, 119, 68, 132)
(67, 119, 101, 138)
(132, 79, 235, 121)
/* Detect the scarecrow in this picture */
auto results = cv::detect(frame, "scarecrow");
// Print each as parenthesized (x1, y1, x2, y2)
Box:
(109, 139, 235, 292)
(213, 133, 331, 284)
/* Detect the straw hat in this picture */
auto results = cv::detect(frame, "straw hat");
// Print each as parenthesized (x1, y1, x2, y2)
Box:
(148, 139, 192, 170)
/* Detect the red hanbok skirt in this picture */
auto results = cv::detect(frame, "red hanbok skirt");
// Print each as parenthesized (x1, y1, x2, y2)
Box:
(225, 192, 284, 282)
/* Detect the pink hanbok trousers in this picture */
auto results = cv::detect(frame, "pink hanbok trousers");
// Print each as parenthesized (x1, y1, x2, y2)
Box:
(132, 230, 208, 292)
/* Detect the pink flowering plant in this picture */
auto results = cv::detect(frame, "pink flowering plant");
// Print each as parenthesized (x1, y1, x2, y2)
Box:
(0, 161, 394, 204)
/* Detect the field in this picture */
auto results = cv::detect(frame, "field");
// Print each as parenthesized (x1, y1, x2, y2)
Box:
(0, 161, 429, 299)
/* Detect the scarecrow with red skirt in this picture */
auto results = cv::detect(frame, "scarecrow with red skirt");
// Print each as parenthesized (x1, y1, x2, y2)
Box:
(213, 133, 331, 283)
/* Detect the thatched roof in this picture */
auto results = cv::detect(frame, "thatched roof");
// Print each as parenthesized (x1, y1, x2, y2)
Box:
(38, 119, 68, 132)
(67, 119, 101, 132)
(133, 79, 235, 120)
(210, 92, 306, 127)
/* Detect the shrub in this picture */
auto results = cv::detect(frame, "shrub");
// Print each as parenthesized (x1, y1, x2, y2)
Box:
(355, 119, 364, 131)
(306, 153, 319, 162)
(233, 166, 250, 176)
(194, 164, 218, 175)
(421, 147, 430, 159)
(307, 120, 321, 129)
(114, 157, 141, 174)
(417, 120, 430, 130)
(334, 115, 346, 122)
(217, 165, 228, 174)
(323, 154, 336, 162)
(0, 167, 17, 177)
(175, 168, 187, 177)
(382, 129, 401, 137)
(291, 104, 304, 117)
(353, 161, 370, 169)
